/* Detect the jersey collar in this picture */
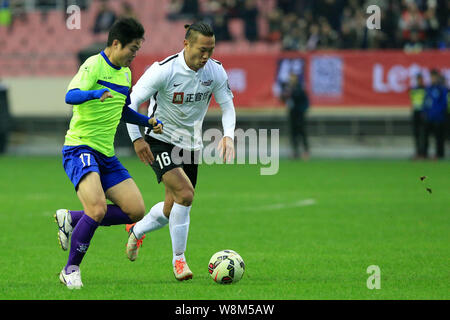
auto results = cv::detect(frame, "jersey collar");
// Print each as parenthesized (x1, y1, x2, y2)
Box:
(101, 51, 121, 70)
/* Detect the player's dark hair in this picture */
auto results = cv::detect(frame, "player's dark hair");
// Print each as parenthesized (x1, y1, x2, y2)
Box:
(107, 18, 145, 47)
(184, 22, 214, 42)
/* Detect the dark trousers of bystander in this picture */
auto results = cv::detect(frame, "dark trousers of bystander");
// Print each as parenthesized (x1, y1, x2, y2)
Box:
(412, 110, 425, 157)
(422, 121, 446, 159)
(288, 109, 309, 159)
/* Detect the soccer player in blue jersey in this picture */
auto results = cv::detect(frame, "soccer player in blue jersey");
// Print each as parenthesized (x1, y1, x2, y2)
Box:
(422, 69, 448, 159)
(55, 18, 163, 289)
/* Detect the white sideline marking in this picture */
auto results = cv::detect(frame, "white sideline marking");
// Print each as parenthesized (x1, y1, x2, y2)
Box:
(246, 199, 316, 212)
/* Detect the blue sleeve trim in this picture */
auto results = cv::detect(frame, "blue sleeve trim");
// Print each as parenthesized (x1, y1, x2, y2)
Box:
(121, 106, 152, 127)
(65, 88, 109, 105)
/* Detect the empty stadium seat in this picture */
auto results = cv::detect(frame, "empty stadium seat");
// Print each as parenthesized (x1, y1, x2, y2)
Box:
(1, 0, 274, 76)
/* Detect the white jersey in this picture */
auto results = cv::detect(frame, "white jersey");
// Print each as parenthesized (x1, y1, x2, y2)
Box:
(127, 49, 235, 151)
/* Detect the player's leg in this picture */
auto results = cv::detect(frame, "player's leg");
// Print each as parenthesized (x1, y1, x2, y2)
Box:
(162, 167, 195, 280)
(163, 184, 175, 217)
(126, 185, 172, 261)
(132, 184, 172, 239)
(125, 136, 194, 278)
(102, 177, 148, 262)
(55, 202, 134, 252)
(60, 171, 106, 289)
(61, 157, 143, 228)
(104, 177, 146, 223)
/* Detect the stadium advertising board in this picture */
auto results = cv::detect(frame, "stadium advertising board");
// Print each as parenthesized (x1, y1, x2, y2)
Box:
(132, 50, 450, 108)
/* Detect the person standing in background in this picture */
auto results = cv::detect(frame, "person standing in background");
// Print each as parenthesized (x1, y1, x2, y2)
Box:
(447, 81, 450, 142)
(93, 0, 117, 34)
(281, 72, 310, 160)
(421, 69, 448, 160)
(409, 73, 426, 159)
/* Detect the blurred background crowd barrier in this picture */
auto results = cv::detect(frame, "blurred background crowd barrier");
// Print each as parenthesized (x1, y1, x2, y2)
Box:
(0, 0, 449, 158)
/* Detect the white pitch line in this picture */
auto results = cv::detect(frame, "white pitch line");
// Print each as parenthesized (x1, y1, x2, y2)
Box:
(245, 199, 316, 212)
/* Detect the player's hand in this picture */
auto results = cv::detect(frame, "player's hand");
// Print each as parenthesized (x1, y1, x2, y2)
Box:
(149, 117, 163, 134)
(99, 90, 113, 102)
(133, 137, 154, 165)
(218, 136, 235, 163)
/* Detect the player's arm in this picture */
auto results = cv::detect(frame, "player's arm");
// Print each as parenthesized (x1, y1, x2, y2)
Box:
(213, 66, 236, 163)
(126, 62, 164, 142)
(65, 88, 112, 105)
(121, 92, 163, 132)
(126, 62, 165, 165)
(121, 106, 162, 130)
(217, 99, 236, 163)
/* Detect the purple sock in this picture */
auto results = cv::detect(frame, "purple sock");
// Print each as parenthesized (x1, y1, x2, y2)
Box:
(65, 214, 99, 274)
(100, 204, 133, 226)
(69, 210, 83, 226)
(69, 205, 133, 228)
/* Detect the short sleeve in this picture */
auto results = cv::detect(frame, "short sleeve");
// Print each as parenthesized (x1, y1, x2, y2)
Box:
(67, 56, 100, 92)
(212, 64, 234, 105)
(129, 62, 165, 107)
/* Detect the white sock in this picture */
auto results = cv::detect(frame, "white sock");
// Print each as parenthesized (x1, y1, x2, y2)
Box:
(133, 202, 168, 239)
(169, 203, 191, 265)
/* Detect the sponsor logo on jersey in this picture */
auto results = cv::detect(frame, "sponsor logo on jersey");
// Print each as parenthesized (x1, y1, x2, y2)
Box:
(172, 92, 184, 104)
(172, 91, 211, 104)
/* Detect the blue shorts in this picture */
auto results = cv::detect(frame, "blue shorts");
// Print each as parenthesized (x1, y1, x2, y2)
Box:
(62, 145, 132, 191)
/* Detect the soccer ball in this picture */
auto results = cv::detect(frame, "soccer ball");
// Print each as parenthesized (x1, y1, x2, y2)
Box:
(208, 250, 245, 284)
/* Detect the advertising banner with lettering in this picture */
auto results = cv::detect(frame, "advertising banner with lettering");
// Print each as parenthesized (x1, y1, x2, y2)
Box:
(132, 50, 450, 108)
(308, 50, 450, 107)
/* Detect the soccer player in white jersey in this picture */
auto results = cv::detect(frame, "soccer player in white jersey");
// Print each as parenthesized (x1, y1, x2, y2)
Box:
(125, 22, 236, 281)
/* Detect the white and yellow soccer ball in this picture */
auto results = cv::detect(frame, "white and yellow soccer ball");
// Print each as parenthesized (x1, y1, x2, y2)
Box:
(208, 249, 245, 284)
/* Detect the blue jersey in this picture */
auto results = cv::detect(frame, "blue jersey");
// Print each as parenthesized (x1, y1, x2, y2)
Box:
(423, 85, 448, 123)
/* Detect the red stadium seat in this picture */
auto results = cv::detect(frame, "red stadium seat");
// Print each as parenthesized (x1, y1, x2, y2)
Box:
(1, 0, 274, 76)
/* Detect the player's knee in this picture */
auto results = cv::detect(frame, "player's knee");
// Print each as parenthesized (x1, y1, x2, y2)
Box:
(86, 202, 107, 222)
(130, 206, 146, 222)
(176, 186, 194, 206)
(125, 201, 146, 223)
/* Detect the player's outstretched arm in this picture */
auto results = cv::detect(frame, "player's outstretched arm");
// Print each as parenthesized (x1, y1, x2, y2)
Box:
(121, 106, 163, 133)
(65, 88, 113, 105)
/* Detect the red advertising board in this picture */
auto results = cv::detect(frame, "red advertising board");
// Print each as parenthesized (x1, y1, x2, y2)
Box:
(131, 50, 450, 108)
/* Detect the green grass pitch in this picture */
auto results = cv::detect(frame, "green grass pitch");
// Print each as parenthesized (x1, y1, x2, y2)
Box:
(0, 156, 448, 300)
